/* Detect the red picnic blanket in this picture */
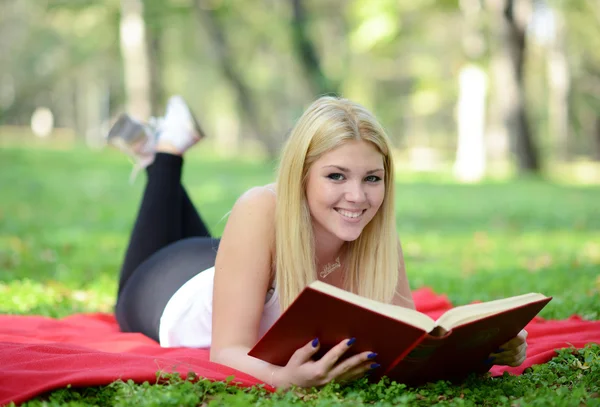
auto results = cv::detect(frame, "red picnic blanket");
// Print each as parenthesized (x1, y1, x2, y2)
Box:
(1, 288, 599, 406)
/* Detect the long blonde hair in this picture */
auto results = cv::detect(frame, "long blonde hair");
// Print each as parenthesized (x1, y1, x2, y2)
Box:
(275, 96, 399, 310)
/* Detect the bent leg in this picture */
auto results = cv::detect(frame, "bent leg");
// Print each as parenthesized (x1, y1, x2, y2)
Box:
(118, 153, 186, 295)
(181, 185, 212, 239)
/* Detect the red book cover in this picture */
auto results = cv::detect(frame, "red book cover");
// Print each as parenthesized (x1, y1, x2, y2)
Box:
(248, 286, 428, 373)
(385, 296, 552, 384)
(249, 282, 552, 385)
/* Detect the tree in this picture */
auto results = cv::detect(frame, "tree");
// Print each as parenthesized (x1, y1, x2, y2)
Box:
(119, 0, 152, 120)
(289, 0, 338, 96)
(487, 0, 541, 173)
(143, 0, 166, 116)
(454, 0, 488, 182)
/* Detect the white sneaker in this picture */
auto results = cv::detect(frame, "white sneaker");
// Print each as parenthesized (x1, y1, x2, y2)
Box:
(106, 113, 160, 181)
(159, 96, 205, 154)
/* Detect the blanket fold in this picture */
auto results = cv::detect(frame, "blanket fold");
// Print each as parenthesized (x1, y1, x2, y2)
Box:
(1, 288, 598, 406)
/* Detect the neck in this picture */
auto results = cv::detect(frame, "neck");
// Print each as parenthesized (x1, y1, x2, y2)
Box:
(313, 230, 345, 268)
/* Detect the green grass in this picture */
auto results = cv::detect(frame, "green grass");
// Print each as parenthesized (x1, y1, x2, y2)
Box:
(1, 146, 599, 406)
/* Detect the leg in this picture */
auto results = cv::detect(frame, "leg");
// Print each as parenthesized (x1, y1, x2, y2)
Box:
(180, 185, 212, 239)
(113, 95, 208, 295)
(116, 237, 219, 341)
(118, 153, 186, 295)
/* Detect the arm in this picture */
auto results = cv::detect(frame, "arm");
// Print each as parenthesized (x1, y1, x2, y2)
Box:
(210, 187, 378, 388)
(390, 238, 416, 310)
(210, 187, 278, 384)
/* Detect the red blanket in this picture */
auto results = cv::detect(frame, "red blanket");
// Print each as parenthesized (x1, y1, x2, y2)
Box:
(1, 288, 598, 406)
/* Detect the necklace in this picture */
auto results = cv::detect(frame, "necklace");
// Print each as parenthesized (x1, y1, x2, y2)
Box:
(319, 257, 341, 279)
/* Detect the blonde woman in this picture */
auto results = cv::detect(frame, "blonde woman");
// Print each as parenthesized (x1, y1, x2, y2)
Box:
(112, 95, 528, 389)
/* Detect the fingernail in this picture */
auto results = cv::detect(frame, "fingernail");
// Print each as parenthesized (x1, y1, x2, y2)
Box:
(484, 357, 495, 365)
(496, 348, 504, 353)
(370, 363, 381, 369)
(367, 352, 378, 359)
(311, 338, 319, 348)
(346, 337, 356, 346)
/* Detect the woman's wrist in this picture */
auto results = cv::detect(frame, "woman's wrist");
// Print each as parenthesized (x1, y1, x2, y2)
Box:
(270, 366, 287, 389)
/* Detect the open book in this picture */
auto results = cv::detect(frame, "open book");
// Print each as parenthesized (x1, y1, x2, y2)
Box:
(248, 281, 552, 385)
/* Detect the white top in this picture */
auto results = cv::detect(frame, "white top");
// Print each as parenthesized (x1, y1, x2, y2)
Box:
(159, 266, 281, 348)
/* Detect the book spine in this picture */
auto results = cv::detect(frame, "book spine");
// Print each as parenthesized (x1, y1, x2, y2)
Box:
(383, 332, 429, 376)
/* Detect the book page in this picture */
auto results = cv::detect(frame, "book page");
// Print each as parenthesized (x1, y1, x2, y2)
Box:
(310, 281, 436, 332)
(435, 293, 548, 330)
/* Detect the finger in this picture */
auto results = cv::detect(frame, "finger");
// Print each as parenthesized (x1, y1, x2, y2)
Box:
(338, 358, 381, 383)
(327, 351, 377, 379)
(495, 353, 526, 367)
(498, 336, 524, 351)
(290, 337, 321, 365)
(318, 337, 356, 371)
(490, 342, 527, 359)
(494, 345, 527, 367)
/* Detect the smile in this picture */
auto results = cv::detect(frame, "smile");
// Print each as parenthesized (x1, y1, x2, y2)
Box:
(335, 208, 366, 219)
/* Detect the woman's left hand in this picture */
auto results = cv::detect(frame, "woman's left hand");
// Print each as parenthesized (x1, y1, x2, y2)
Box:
(487, 329, 528, 367)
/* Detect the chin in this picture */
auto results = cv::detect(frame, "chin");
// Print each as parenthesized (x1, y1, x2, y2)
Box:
(335, 229, 364, 242)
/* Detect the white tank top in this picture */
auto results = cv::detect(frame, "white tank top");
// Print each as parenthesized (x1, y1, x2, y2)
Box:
(159, 266, 281, 348)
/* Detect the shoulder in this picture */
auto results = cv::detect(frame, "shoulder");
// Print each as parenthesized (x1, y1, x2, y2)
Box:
(234, 184, 276, 214)
(224, 185, 277, 239)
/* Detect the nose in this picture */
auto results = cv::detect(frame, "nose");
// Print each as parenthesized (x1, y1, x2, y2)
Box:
(345, 181, 367, 203)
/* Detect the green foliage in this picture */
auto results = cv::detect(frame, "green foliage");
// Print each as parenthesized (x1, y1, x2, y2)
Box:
(15, 345, 600, 406)
(1, 146, 599, 406)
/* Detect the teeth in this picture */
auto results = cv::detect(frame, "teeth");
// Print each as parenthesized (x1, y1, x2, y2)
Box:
(337, 209, 363, 219)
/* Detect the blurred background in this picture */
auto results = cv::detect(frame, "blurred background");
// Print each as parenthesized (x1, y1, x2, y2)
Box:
(1, 0, 599, 317)
(1, 0, 599, 183)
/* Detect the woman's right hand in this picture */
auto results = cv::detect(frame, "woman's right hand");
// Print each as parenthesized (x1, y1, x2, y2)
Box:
(273, 338, 379, 389)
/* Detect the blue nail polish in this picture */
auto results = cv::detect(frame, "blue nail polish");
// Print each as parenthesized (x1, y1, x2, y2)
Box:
(367, 352, 378, 359)
(370, 363, 381, 369)
(311, 338, 319, 348)
(484, 357, 495, 365)
(346, 337, 356, 346)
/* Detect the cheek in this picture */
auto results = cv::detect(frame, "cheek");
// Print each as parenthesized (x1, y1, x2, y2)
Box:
(370, 187, 386, 209)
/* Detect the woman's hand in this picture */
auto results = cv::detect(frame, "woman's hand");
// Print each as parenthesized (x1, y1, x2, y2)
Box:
(487, 329, 528, 367)
(273, 338, 379, 389)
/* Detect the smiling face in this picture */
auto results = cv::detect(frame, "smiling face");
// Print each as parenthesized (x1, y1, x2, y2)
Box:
(305, 139, 386, 245)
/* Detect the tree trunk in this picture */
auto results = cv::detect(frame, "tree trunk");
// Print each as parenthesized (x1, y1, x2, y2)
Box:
(546, 8, 570, 162)
(193, 1, 279, 156)
(594, 116, 600, 161)
(454, 0, 488, 182)
(454, 65, 488, 182)
(119, 0, 152, 120)
(144, 3, 164, 117)
(487, 0, 540, 173)
(290, 0, 337, 96)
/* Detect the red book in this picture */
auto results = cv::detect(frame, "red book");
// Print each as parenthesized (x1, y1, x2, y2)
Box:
(248, 281, 552, 385)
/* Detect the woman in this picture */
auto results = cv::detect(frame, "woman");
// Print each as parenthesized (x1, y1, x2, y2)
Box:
(111, 95, 527, 389)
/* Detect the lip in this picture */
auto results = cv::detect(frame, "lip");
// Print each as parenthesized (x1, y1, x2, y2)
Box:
(335, 208, 366, 223)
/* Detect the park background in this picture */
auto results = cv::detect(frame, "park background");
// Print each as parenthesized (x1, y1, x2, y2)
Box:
(0, 0, 599, 406)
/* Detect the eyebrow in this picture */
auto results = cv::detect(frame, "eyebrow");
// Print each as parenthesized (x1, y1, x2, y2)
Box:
(323, 165, 384, 175)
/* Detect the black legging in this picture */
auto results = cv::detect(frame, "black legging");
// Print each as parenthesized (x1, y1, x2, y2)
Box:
(115, 153, 220, 342)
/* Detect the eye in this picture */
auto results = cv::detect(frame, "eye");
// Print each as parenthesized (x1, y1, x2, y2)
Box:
(326, 173, 345, 181)
(365, 175, 382, 183)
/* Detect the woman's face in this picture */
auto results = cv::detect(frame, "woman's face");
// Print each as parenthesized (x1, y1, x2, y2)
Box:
(305, 139, 386, 245)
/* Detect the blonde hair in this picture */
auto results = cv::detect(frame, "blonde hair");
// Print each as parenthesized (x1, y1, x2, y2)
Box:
(275, 96, 399, 311)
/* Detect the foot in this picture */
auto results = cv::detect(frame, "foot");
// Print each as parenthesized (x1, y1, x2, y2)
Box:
(157, 96, 205, 155)
(106, 113, 158, 170)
